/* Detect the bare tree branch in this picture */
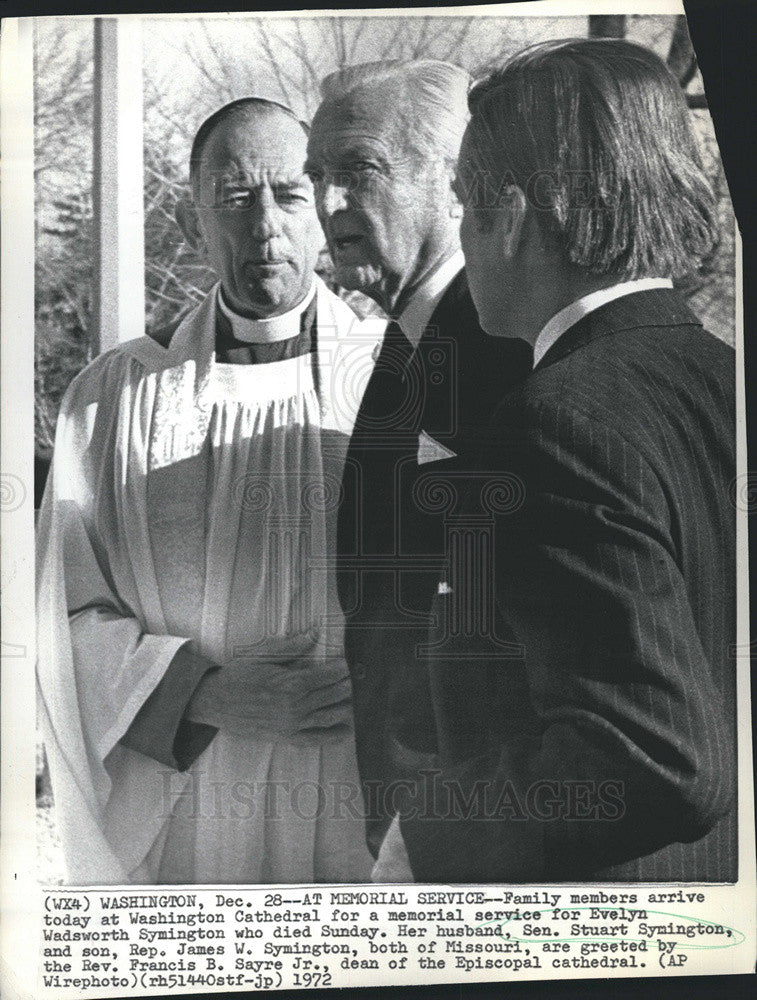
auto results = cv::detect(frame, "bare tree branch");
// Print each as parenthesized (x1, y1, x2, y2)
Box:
(254, 21, 296, 108)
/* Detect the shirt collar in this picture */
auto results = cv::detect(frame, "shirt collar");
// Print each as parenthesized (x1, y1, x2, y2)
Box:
(532, 277, 674, 369)
(397, 249, 466, 350)
(217, 281, 316, 344)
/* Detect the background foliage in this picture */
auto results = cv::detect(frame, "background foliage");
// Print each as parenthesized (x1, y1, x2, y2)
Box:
(34, 13, 736, 462)
(33, 10, 738, 884)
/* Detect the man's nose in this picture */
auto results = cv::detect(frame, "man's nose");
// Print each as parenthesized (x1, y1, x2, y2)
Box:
(249, 188, 282, 241)
(319, 176, 351, 217)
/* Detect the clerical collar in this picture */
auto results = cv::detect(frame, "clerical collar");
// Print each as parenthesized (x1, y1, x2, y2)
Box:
(217, 282, 316, 343)
(397, 249, 466, 351)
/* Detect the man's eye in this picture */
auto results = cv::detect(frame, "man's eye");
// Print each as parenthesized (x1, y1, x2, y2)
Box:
(304, 169, 323, 184)
(352, 161, 378, 174)
(221, 191, 252, 208)
(275, 188, 310, 204)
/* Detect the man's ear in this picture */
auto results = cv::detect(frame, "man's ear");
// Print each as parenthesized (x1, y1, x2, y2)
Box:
(497, 184, 528, 259)
(445, 160, 463, 221)
(175, 198, 206, 255)
(449, 185, 463, 221)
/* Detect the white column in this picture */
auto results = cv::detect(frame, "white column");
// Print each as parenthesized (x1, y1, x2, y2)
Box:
(0, 18, 37, 996)
(92, 17, 145, 352)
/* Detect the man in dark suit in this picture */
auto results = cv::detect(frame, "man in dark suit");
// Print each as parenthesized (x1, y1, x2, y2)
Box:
(380, 39, 737, 882)
(305, 60, 532, 862)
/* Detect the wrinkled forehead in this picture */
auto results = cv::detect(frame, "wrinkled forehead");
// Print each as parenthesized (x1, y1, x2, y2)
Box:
(309, 84, 406, 158)
(198, 110, 309, 188)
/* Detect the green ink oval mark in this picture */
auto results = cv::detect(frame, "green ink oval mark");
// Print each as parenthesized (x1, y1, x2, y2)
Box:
(476, 908, 745, 950)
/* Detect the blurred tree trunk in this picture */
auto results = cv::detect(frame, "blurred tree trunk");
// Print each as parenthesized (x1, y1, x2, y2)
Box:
(588, 15, 626, 38)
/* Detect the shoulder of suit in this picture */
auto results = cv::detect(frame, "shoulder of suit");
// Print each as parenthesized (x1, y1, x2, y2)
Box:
(430, 270, 533, 382)
(431, 269, 476, 327)
(535, 320, 732, 385)
(441, 266, 470, 304)
(495, 322, 734, 438)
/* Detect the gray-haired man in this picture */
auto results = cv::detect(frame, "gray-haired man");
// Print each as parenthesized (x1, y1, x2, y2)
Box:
(306, 61, 532, 877)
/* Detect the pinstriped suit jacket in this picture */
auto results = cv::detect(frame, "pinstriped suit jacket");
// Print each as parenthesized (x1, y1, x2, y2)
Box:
(399, 288, 737, 882)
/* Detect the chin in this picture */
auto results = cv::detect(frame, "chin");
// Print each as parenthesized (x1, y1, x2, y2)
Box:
(242, 280, 298, 313)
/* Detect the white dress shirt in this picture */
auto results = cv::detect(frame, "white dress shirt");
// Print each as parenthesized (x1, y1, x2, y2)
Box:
(532, 277, 674, 368)
(397, 249, 466, 351)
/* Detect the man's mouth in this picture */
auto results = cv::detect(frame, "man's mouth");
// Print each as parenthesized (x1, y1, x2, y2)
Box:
(246, 259, 288, 272)
(331, 234, 367, 261)
(333, 234, 362, 249)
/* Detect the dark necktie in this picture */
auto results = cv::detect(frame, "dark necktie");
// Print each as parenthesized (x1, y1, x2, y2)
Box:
(353, 319, 416, 438)
(337, 319, 417, 579)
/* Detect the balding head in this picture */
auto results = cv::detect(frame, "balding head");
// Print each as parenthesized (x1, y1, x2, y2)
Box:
(177, 97, 322, 319)
(189, 97, 308, 200)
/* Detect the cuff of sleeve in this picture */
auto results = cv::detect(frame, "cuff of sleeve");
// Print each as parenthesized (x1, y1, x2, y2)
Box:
(119, 644, 218, 771)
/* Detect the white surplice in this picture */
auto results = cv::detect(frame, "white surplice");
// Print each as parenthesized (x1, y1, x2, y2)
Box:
(37, 278, 384, 885)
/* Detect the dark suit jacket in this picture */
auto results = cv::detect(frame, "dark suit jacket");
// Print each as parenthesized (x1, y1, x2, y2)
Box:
(398, 288, 737, 882)
(337, 269, 532, 855)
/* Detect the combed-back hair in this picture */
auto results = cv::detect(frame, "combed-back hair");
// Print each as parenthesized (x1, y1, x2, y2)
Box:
(189, 97, 308, 190)
(320, 60, 470, 165)
(465, 39, 718, 279)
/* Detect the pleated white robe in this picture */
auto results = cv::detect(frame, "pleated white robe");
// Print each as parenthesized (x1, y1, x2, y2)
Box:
(37, 279, 384, 885)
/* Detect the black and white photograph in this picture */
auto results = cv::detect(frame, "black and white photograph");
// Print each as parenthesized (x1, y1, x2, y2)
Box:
(1, 1, 755, 995)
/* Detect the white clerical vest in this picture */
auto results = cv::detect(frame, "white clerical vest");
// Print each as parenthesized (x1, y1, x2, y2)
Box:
(36, 278, 384, 884)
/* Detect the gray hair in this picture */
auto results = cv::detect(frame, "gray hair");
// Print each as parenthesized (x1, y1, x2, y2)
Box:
(320, 59, 470, 165)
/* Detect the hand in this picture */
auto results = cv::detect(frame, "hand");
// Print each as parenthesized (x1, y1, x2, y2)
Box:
(371, 814, 414, 883)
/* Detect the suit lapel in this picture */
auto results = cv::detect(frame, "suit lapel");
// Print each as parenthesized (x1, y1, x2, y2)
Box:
(416, 271, 469, 446)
